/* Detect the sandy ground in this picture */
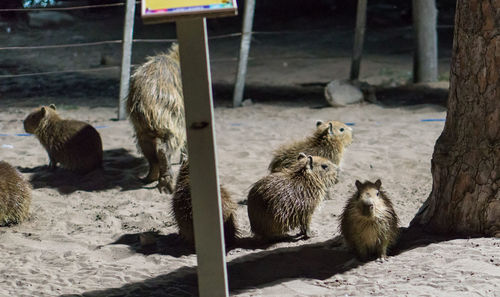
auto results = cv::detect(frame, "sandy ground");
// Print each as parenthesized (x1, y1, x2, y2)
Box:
(0, 102, 499, 297)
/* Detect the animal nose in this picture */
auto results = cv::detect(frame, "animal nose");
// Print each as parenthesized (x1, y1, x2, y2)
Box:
(363, 200, 374, 211)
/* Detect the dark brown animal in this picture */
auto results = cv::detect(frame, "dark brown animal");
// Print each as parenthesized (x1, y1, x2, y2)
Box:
(24, 105, 103, 174)
(340, 179, 399, 261)
(269, 120, 353, 172)
(172, 158, 238, 246)
(0, 161, 31, 226)
(248, 153, 338, 241)
(126, 43, 185, 193)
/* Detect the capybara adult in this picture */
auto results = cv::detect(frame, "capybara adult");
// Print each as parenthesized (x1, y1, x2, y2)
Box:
(269, 120, 353, 172)
(127, 43, 185, 193)
(340, 179, 399, 261)
(172, 157, 238, 247)
(24, 104, 103, 174)
(248, 153, 338, 241)
(0, 161, 31, 226)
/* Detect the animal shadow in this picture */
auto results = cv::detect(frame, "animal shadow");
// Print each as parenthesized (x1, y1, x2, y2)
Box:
(18, 148, 148, 194)
(111, 231, 195, 257)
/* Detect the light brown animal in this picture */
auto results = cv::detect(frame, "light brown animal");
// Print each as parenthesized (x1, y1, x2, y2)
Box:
(340, 179, 399, 261)
(172, 158, 238, 246)
(127, 43, 185, 193)
(248, 153, 338, 241)
(24, 105, 103, 174)
(268, 120, 353, 172)
(0, 161, 31, 226)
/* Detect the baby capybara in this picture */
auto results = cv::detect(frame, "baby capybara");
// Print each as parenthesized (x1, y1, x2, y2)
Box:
(269, 120, 353, 172)
(248, 153, 338, 241)
(172, 157, 238, 247)
(0, 161, 31, 226)
(340, 179, 399, 261)
(24, 104, 103, 174)
(127, 43, 186, 193)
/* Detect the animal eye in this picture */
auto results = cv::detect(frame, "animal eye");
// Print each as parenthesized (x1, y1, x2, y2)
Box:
(376, 191, 379, 196)
(340, 128, 344, 132)
(321, 164, 328, 170)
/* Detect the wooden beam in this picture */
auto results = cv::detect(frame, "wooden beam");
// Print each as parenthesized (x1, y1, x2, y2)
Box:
(412, 0, 438, 83)
(118, 0, 136, 120)
(350, 0, 367, 81)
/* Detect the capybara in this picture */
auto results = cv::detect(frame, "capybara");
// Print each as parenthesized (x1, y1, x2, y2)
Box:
(248, 153, 338, 241)
(172, 157, 238, 247)
(340, 179, 399, 261)
(0, 161, 31, 226)
(268, 120, 353, 172)
(126, 43, 186, 193)
(24, 104, 103, 174)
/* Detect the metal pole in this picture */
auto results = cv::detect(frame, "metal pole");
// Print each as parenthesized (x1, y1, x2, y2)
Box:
(232, 0, 256, 107)
(118, 0, 136, 120)
(412, 0, 438, 83)
(176, 18, 229, 297)
(350, 0, 367, 81)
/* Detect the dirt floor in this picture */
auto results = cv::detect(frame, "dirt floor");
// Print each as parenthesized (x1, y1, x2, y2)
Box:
(0, 6, 499, 297)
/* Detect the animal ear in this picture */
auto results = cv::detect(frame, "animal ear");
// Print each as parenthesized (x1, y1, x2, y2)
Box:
(328, 122, 334, 135)
(49, 104, 56, 110)
(375, 179, 382, 189)
(355, 180, 362, 190)
(297, 152, 307, 160)
(41, 107, 47, 116)
(307, 155, 313, 170)
(316, 120, 323, 128)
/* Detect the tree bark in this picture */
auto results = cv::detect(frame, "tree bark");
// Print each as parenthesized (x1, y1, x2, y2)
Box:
(410, 0, 500, 237)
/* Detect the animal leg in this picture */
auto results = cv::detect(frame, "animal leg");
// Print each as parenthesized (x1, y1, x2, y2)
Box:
(157, 146, 174, 194)
(137, 135, 160, 183)
(299, 216, 313, 239)
(48, 153, 57, 171)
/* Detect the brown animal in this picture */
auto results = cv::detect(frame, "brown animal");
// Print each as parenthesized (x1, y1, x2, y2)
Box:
(24, 105, 103, 174)
(126, 43, 185, 194)
(268, 120, 353, 172)
(248, 153, 338, 241)
(340, 179, 399, 261)
(0, 161, 31, 226)
(172, 158, 238, 246)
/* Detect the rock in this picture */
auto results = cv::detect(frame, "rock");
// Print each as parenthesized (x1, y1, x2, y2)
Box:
(324, 79, 364, 107)
(28, 11, 75, 28)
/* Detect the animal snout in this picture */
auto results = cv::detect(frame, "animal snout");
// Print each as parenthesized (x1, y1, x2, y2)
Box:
(361, 199, 374, 215)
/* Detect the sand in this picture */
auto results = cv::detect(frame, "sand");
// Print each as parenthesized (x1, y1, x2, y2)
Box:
(0, 102, 499, 297)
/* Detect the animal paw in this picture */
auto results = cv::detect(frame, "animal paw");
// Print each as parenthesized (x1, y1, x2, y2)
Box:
(157, 176, 174, 194)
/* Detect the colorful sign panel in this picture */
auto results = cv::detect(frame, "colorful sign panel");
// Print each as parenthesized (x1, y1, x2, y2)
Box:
(142, 0, 237, 23)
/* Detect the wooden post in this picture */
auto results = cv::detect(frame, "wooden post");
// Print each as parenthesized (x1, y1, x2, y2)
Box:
(412, 0, 438, 83)
(233, 0, 256, 107)
(176, 18, 229, 297)
(350, 0, 367, 81)
(118, 0, 136, 120)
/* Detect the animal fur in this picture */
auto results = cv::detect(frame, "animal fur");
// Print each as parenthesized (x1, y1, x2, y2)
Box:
(340, 179, 399, 260)
(127, 43, 185, 193)
(172, 158, 239, 246)
(24, 105, 103, 174)
(0, 161, 32, 226)
(269, 120, 353, 172)
(248, 153, 338, 241)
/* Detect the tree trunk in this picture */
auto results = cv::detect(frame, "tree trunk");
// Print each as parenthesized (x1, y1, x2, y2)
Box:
(410, 0, 500, 237)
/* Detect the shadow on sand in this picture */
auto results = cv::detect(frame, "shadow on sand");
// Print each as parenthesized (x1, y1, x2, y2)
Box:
(59, 226, 462, 297)
(17, 148, 150, 194)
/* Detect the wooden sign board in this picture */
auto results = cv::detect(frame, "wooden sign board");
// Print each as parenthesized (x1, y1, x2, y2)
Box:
(142, 0, 238, 23)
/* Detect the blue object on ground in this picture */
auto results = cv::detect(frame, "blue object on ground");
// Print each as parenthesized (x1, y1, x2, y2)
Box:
(421, 119, 445, 122)
(345, 122, 355, 126)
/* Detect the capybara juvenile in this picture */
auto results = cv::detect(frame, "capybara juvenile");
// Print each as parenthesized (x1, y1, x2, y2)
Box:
(127, 43, 185, 193)
(340, 179, 399, 261)
(268, 120, 353, 172)
(24, 104, 103, 174)
(248, 153, 338, 241)
(0, 161, 31, 226)
(172, 157, 238, 246)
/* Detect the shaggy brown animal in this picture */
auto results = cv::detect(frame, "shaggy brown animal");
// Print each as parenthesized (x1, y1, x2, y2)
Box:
(0, 161, 32, 226)
(248, 153, 338, 241)
(172, 158, 238, 246)
(340, 179, 399, 261)
(126, 43, 185, 194)
(268, 120, 353, 172)
(24, 105, 103, 174)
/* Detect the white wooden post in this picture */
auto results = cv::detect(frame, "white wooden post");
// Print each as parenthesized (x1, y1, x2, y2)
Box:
(350, 0, 367, 81)
(118, 0, 136, 120)
(232, 0, 256, 107)
(176, 18, 229, 297)
(412, 0, 438, 82)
